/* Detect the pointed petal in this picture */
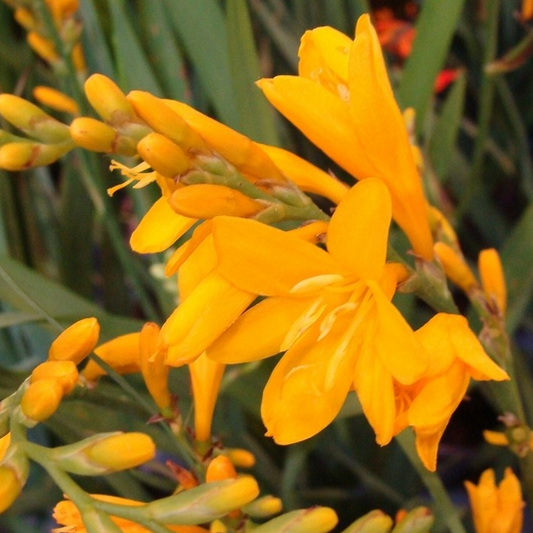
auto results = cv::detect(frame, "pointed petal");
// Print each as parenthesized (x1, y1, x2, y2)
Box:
(348, 15, 433, 260)
(258, 143, 349, 204)
(407, 360, 470, 434)
(130, 196, 196, 253)
(207, 297, 312, 364)
(368, 281, 428, 384)
(353, 325, 396, 445)
(212, 216, 342, 296)
(327, 179, 391, 279)
(262, 317, 356, 444)
(161, 271, 255, 366)
(414, 427, 446, 472)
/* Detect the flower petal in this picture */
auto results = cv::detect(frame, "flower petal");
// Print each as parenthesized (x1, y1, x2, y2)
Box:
(327, 179, 390, 280)
(414, 427, 446, 472)
(212, 216, 342, 296)
(207, 297, 312, 364)
(368, 281, 428, 384)
(161, 271, 256, 366)
(130, 196, 196, 253)
(262, 317, 356, 444)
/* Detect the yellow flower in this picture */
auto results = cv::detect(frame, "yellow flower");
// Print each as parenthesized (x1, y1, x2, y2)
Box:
(257, 15, 433, 260)
(48, 317, 100, 365)
(394, 314, 509, 471)
(208, 179, 429, 446)
(465, 468, 524, 533)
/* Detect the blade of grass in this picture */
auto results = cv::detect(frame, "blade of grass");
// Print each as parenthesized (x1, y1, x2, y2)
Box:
(397, 0, 466, 129)
(226, 0, 280, 144)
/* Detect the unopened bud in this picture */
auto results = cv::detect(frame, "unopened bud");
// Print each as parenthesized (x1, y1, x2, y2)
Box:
(242, 495, 282, 518)
(169, 184, 264, 219)
(49, 317, 100, 365)
(137, 132, 191, 177)
(210, 519, 227, 533)
(82, 332, 141, 381)
(0, 433, 10, 461)
(70, 117, 136, 155)
(206, 455, 237, 483)
(340, 510, 393, 533)
(14, 8, 36, 31)
(225, 448, 256, 468)
(127, 91, 207, 153)
(27, 32, 60, 65)
(21, 378, 64, 423)
(84, 74, 135, 125)
(0, 94, 70, 143)
(53, 432, 155, 475)
(0, 465, 23, 514)
(478, 248, 507, 316)
(393, 507, 433, 533)
(252, 507, 338, 533)
(434, 242, 478, 294)
(145, 476, 259, 525)
(31, 361, 78, 394)
(0, 140, 73, 170)
(33, 86, 79, 115)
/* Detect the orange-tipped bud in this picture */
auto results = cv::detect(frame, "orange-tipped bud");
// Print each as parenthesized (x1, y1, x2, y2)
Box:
(137, 133, 191, 177)
(0, 140, 73, 170)
(0, 94, 71, 143)
(21, 378, 64, 423)
(14, 8, 36, 31)
(31, 361, 79, 394)
(242, 495, 282, 519)
(27, 32, 59, 65)
(84, 74, 135, 124)
(434, 242, 478, 294)
(478, 248, 507, 316)
(252, 507, 338, 533)
(33, 86, 79, 115)
(139, 322, 172, 412)
(48, 317, 100, 365)
(169, 184, 265, 219)
(82, 332, 141, 381)
(127, 91, 207, 153)
(206, 456, 237, 483)
(70, 117, 136, 155)
(85, 432, 155, 472)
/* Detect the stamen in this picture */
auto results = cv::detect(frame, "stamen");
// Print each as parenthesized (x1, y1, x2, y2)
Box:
(290, 274, 344, 295)
(281, 297, 326, 351)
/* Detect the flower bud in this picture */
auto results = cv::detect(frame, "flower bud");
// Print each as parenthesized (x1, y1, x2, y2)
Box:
(49, 317, 100, 365)
(252, 507, 338, 533)
(127, 91, 207, 153)
(27, 32, 60, 65)
(0, 140, 73, 170)
(340, 510, 393, 533)
(242, 495, 282, 518)
(169, 184, 264, 219)
(82, 332, 141, 381)
(0, 465, 23, 515)
(393, 507, 434, 533)
(53, 432, 155, 475)
(145, 476, 260, 525)
(206, 455, 237, 483)
(478, 248, 507, 316)
(31, 361, 78, 394)
(225, 448, 256, 468)
(84, 74, 136, 125)
(139, 322, 171, 412)
(14, 8, 37, 31)
(21, 378, 63, 423)
(0, 433, 10, 461)
(136, 132, 191, 177)
(434, 242, 478, 294)
(0, 94, 70, 143)
(70, 117, 137, 155)
(33, 86, 79, 115)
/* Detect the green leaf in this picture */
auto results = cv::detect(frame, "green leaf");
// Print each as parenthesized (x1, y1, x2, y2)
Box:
(397, 0, 466, 129)
(162, 0, 239, 128)
(0, 312, 42, 328)
(428, 71, 467, 183)
(107, 0, 163, 95)
(226, 0, 280, 144)
(0, 254, 142, 341)
(503, 202, 533, 333)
